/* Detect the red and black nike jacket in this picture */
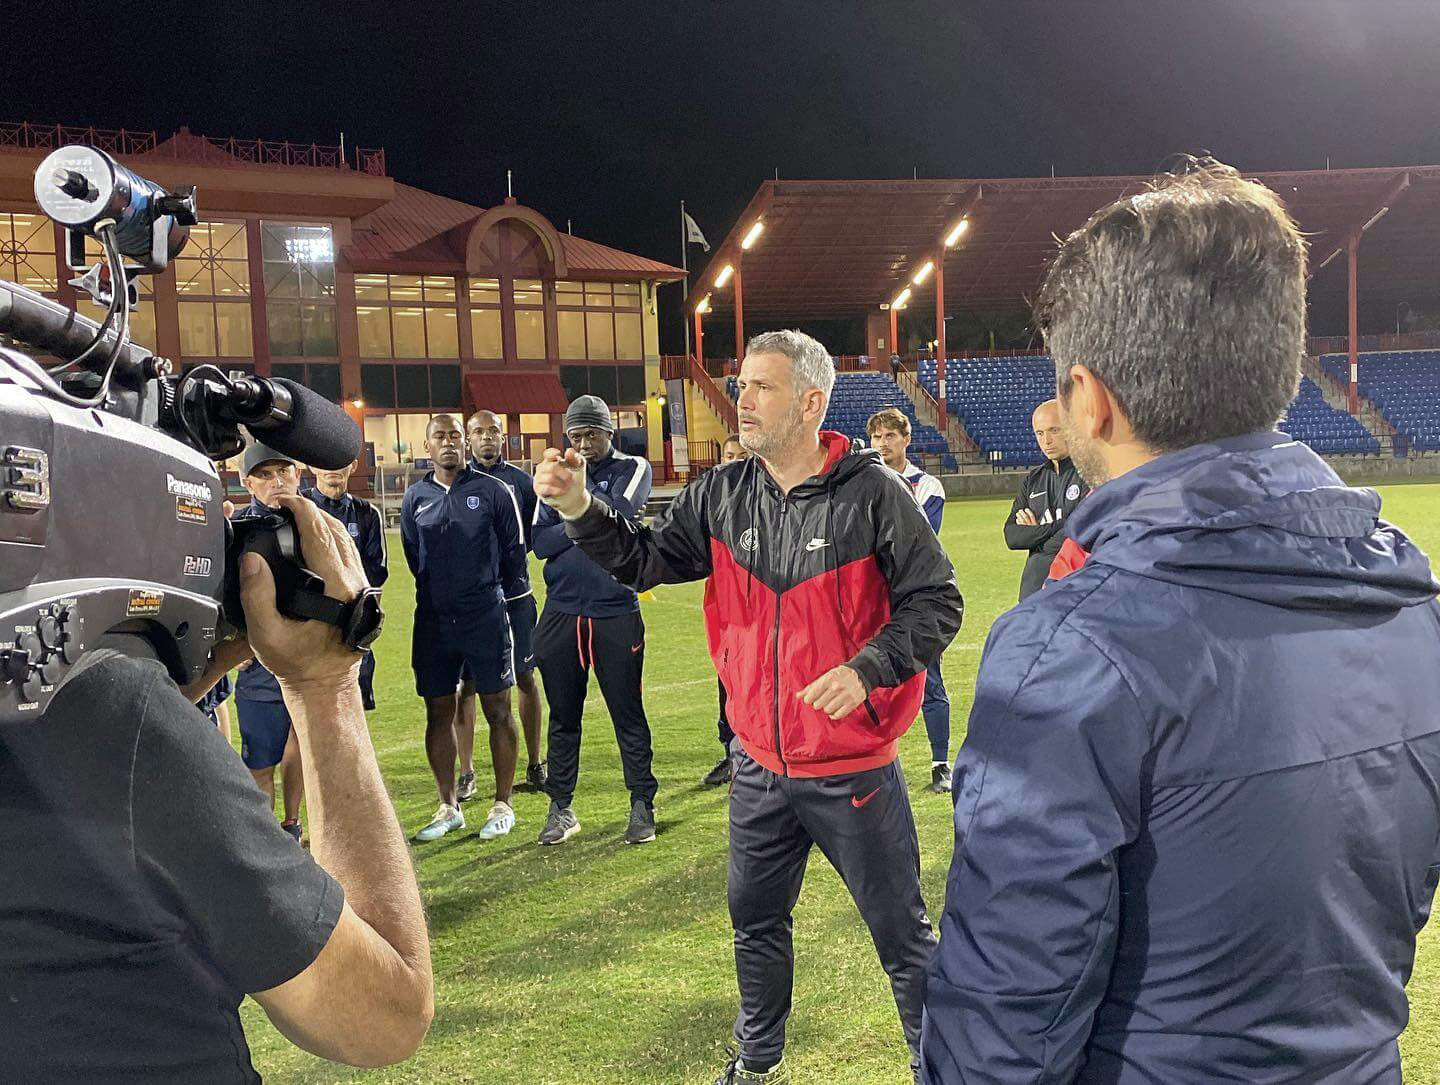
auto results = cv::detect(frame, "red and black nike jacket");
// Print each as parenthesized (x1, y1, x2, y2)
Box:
(565, 431, 964, 778)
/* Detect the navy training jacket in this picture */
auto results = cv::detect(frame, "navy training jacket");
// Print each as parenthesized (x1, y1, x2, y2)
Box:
(922, 430, 1440, 1084)
(400, 467, 526, 617)
(533, 448, 651, 618)
(300, 487, 388, 589)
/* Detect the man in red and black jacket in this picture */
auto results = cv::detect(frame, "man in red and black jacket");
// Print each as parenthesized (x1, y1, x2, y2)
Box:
(536, 329, 963, 1085)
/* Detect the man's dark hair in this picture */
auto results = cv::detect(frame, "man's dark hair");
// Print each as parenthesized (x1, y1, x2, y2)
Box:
(866, 407, 911, 438)
(426, 413, 462, 438)
(724, 433, 742, 446)
(1036, 157, 1307, 452)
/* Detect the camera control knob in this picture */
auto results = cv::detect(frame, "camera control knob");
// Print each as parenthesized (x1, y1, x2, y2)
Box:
(2, 645, 33, 684)
(37, 613, 61, 650)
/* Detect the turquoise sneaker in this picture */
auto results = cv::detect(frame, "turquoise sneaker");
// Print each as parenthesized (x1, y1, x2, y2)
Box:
(413, 803, 464, 842)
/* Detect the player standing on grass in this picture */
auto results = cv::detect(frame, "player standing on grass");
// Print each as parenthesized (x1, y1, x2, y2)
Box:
(401, 414, 526, 843)
(701, 433, 750, 788)
(866, 407, 953, 794)
(536, 330, 962, 1085)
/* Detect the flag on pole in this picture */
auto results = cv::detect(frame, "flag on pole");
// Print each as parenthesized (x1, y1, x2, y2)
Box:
(683, 211, 710, 252)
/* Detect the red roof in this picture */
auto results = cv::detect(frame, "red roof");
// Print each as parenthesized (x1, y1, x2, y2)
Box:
(701, 167, 1440, 321)
(345, 184, 685, 280)
(464, 372, 570, 415)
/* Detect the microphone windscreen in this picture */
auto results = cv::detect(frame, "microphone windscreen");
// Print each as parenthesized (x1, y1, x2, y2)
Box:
(250, 377, 361, 469)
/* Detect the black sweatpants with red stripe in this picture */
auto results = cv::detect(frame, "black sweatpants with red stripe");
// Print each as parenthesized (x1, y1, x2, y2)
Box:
(535, 606, 658, 810)
(728, 745, 936, 1072)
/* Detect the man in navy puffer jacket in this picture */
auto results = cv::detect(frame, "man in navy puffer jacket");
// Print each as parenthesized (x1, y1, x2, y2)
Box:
(921, 159, 1440, 1084)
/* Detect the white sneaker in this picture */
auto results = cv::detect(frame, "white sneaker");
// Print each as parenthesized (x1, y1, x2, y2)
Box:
(476, 801, 516, 840)
(414, 803, 465, 842)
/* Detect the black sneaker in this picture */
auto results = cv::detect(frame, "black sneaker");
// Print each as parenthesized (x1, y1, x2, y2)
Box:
(280, 819, 302, 844)
(930, 763, 953, 794)
(526, 761, 548, 790)
(702, 757, 733, 787)
(714, 1049, 790, 1084)
(624, 798, 657, 845)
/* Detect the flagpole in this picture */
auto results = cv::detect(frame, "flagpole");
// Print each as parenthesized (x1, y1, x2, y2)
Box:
(681, 200, 691, 358)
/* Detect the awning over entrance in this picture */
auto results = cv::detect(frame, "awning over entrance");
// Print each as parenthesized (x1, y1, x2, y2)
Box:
(464, 372, 571, 415)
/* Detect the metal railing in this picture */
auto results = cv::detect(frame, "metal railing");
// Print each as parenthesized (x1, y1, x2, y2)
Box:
(0, 121, 386, 176)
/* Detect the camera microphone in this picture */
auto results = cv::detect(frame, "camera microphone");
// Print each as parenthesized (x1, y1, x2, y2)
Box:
(218, 375, 361, 470)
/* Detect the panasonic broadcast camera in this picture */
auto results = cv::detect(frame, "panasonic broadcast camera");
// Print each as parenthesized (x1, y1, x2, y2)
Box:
(0, 146, 380, 723)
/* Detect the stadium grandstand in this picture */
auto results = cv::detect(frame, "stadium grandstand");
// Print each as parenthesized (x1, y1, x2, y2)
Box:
(690, 165, 1440, 485)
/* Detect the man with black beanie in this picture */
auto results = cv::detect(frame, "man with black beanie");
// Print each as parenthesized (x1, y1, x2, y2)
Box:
(533, 395, 658, 847)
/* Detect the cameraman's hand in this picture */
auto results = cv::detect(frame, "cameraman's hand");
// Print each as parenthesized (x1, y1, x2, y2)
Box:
(240, 493, 365, 689)
(534, 448, 591, 520)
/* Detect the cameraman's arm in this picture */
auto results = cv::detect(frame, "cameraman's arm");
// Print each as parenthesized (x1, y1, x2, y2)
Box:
(244, 496, 432, 1065)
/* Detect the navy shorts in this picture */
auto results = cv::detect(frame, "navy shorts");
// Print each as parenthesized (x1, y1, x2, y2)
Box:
(414, 608, 514, 698)
(236, 698, 292, 770)
(507, 594, 538, 675)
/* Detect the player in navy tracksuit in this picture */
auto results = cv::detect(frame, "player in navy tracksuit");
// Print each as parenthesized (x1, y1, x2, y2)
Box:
(701, 435, 750, 788)
(867, 408, 954, 794)
(533, 396, 658, 847)
(467, 409, 546, 791)
(231, 442, 306, 843)
(301, 459, 388, 710)
(401, 415, 527, 844)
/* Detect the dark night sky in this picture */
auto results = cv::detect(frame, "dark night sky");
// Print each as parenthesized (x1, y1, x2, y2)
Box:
(9, 0, 1440, 350)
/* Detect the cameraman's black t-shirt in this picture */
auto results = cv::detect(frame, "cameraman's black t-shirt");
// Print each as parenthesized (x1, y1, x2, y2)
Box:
(0, 652, 343, 1083)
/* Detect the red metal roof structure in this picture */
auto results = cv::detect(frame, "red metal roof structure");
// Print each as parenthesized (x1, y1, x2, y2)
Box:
(699, 166, 1440, 328)
(463, 372, 571, 415)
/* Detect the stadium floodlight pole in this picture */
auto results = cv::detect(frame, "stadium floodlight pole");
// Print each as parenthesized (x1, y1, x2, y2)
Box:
(935, 245, 947, 430)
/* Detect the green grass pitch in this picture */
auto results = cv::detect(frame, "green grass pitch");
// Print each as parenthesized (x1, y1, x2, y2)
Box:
(241, 483, 1440, 1084)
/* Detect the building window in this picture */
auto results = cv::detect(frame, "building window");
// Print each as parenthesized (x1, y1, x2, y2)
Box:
(261, 222, 337, 356)
(355, 274, 458, 359)
(0, 212, 57, 293)
(560, 364, 646, 406)
(174, 221, 253, 358)
(512, 277, 546, 359)
(360, 362, 462, 411)
(555, 280, 644, 361)
(469, 277, 504, 359)
(270, 361, 341, 403)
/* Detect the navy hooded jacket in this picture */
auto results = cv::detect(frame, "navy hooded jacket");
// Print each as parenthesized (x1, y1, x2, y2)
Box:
(533, 448, 651, 618)
(922, 431, 1440, 1084)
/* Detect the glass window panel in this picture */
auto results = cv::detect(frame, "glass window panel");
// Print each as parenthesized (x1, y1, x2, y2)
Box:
(301, 304, 338, 355)
(430, 364, 462, 407)
(179, 305, 217, 356)
(469, 277, 501, 305)
(263, 261, 297, 297)
(519, 413, 550, 433)
(559, 365, 588, 402)
(425, 308, 459, 358)
(614, 282, 641, 301)
(215, 222, 249, 260)
(364, 415, 397, 463)
(212, 259, 250, 296)
(422, 276, 456, 303)
(514, 309, 546, 359)
(354, 274, 389, 300)
(511, 278, 544, 306)
(357, 306, 391, 356)
(214, 302, 254, 357)
(267, 305, 303, 355)
(388, 274, 423, 301)
(617, 364, 645, 404)
(176, 260, 213, 295)
(261, 223, 334, 300)
(470, 308, 503, 358)
(308, 363, 342, 403)
(588, 364, 618, 406)
(614, 312, 643, 359)
(271, 363, 306, 384)
(391, 308, 426, 357)
(361, 364, 396, 408)
(557, 310, 586, 359)
(0, 213, 57, 292)
(555, 280, 583, 296)
(395, 365, 429, 408)
(584, 283, 612, 307)
(585, 311, 614, 360)
(397, 414, 431, 462)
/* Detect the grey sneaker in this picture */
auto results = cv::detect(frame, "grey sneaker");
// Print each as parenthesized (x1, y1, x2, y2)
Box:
(624, 798, 657, 845)
(702, 757, 733, 787)
(456, 771, 477, 802)
(538, 801, 580, 846)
